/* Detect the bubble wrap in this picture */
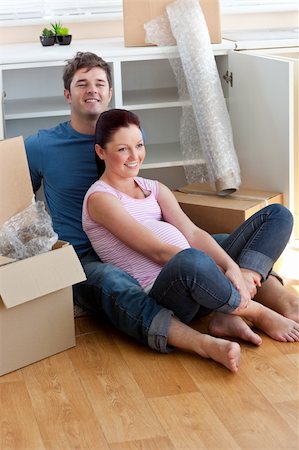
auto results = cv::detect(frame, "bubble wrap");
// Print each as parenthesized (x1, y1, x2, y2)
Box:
(145, 0, 241, 194)
(0, 200, 58, 260)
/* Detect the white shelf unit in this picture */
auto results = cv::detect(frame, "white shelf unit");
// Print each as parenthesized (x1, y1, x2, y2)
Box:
(0, 37, 297, 218)
(0, 38, 233, 189)
(227, 45, 298, 237)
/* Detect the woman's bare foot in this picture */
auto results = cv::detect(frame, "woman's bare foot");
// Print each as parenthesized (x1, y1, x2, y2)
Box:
(167, 317, 240, 373)
(236, 300, 299, 342)
(208, 312, 262, 346)
(199, 334, 241, 373)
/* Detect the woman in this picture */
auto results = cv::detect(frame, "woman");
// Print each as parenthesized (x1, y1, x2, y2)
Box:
(83, 109, 299, 372)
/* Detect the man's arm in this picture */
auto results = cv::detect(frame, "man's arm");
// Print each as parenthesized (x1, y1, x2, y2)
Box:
(24, 133, 43, 193)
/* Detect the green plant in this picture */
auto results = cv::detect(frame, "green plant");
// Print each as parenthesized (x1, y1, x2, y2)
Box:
(51, 22, 69, 36)
(41, 28, 54, 38)
(51, 21, 62, 34)
(59, 27, 69, 36)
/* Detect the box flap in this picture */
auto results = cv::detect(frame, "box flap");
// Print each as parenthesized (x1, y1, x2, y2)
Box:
(0, 136, 33, 227)
(0, 244, 86, 308)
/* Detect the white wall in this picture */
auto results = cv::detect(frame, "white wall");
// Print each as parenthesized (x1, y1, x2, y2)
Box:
(0, 8, 297, 44)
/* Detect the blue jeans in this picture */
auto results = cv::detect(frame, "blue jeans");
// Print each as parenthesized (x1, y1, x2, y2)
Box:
(74, 204, 293, 353)
(73, 255, 170, 348)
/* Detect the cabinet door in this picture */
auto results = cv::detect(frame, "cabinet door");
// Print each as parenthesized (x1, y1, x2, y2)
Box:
(228, 51, 295, 210)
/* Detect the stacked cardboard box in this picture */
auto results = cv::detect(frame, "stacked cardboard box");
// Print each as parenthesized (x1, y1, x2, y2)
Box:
(123, 0, 221, 47)
(173, 183, 283, 234)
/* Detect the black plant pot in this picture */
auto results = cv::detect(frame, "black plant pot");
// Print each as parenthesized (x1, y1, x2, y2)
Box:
(56, 35, 72, 45)
(40, 35, 55, 46)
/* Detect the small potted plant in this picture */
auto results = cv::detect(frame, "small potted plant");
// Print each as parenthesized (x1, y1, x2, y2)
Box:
(51, 22, 72, 45)
(40, 28, 55, 46)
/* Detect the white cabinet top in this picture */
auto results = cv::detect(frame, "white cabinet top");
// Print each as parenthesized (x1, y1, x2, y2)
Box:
(0, 37, 235, 66)
(222, 28, 299, 50)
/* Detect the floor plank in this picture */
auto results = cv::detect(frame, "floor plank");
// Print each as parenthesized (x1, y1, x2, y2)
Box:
(149, 392, 241, 449)
(1, 381, 45, 450)
(238, 338, 299, 403)
(178, 350, 298, 449)
(68, 330, 166, 444)
(109, 436, 175, 450)
(116, 335, 198, 398)
(21, 352, 110, 450)
(272, 399, 299, 436)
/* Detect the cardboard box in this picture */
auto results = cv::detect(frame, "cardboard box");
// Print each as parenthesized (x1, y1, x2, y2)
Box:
(123, 0, 221, 47)
(173, 183, 283, 234)
(0, 136, 86, 376)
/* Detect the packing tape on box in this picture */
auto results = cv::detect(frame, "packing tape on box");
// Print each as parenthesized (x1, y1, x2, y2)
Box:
(145, 0, 241, 195)
(176, 187, 271, 205)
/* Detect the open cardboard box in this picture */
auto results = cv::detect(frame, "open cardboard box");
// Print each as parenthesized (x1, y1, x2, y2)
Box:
(0, 136, 86, 376)
(173, 183, 283, 234)
(123, 0, 221, 47)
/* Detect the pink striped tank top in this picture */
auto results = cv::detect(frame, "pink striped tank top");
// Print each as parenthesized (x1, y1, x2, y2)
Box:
(82, 177, 190, 289)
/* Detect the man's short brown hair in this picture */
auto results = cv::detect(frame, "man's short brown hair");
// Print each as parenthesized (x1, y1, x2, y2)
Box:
(63, 51, 112, 91)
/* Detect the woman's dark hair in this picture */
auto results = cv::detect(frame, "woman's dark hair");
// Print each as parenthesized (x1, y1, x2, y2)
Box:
(95, 109, 142, 177)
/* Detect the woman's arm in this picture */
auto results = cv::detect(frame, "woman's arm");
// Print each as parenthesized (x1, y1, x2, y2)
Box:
(157, 183, 234, 268)
(87, 191, 181, 265)
(157, 183, 251, 308)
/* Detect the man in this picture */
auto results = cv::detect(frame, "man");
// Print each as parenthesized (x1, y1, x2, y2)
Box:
(25, 52, 298, 366)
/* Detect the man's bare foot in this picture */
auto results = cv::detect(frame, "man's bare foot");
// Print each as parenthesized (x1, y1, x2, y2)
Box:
(255, 275, 299, 323)
(275, 291, 299, 323)
(238, 301, 299, 342)
(199, 335, 241, 373)
(208, 312, 262, 346)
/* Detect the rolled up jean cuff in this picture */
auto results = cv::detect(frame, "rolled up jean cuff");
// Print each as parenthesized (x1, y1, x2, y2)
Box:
(215, 285, 241, 314)
(239, 249, 273, 281)
(147, 307, 174, 353)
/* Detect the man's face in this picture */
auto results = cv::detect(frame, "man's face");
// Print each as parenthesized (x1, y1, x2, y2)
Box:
(64, 67, 112, 120)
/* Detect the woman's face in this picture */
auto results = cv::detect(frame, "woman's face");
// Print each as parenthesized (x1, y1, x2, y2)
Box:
(96, 124, 145, 179)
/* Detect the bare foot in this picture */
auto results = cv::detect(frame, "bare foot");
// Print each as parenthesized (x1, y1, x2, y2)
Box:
(239, 301, 299, 342)
(199, 335, 241, 373)
(208, 312, 262, 346)
(277, 292, 299, 323)
(167, 317, 240, 372)
(254, 275, 299, 323)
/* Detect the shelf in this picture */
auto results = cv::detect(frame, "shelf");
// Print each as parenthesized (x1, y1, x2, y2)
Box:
(0, 38, 235, 66)
(4, 97, 70, 120)
(3, 93, 187, 120)
(142, 142, 204, 169)
(122, 87, 190, 110)
(222, 28, 299, 51)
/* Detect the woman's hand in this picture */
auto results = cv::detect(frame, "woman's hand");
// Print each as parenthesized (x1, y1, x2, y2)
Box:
(224, 265, 251, 310)
(240, 268, 262, 298)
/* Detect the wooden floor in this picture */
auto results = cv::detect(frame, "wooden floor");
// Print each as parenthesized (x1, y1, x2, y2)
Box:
(1, 283, 299, 450)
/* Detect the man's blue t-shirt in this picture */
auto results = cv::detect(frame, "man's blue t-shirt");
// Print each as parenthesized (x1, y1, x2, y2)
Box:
(25, 121, 98, 257)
